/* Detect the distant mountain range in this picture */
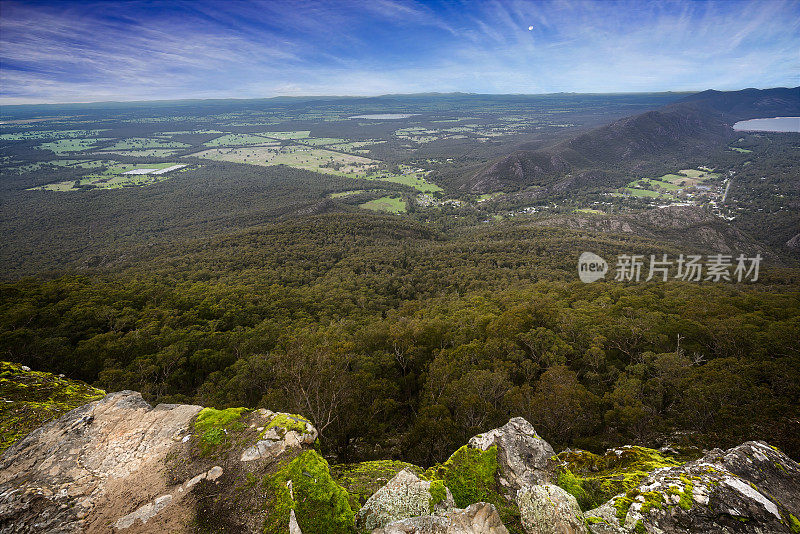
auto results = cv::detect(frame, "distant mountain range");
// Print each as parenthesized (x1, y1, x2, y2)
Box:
(466, 87, 800, 193)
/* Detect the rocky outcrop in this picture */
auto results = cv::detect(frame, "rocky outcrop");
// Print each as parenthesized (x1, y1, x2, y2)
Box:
(356, 469, 455, 531)
(240, 412, 318, 461)
(585, 440, 800, 533)
(3, 374, 798, 534)
(0, 361, 106, 453)
(0, 391, 202, 533)
(516, 484, 587, 534)
(468, 417, 556, 495)
(0, 390, 325, 534)
(373, 502, 510, 534)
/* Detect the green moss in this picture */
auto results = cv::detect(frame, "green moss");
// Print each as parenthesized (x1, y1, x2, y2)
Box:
(265, 413, 310, 435)
(263, 450, 354, 534)
(555, 446, 681, 511)
(429, 480, 447, 512)
(193, 407, 250, 454)
(586, 516, 608, 525)
(640, 491, 665, 514)
(614, 494, 634, 525)
(678, 475, 694, 510)
(0, 361, 105, 452)
(424, 445, 523, 532)
(425, 445, 499, 508)
(330, 460, 424, 510)
(788, 514, 800, 533)
(634, 519, 646, 533)
(557, 468, 592, 510)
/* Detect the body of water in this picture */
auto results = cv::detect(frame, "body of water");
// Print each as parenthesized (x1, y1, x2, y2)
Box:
(348, 113, 418, 119)
(732, 116, 800, 133)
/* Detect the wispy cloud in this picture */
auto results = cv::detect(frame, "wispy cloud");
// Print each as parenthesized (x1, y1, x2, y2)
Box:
(0, 0, 797, 104)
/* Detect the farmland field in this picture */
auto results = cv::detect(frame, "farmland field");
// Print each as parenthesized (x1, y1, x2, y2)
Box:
(204, 133, 279, 146)
(186, 145, 378, 177)
(30, 162, 187, 191)
(103, 138, 190, 150)
(359, 195, 406, 213)
(39, 138, 111, 153)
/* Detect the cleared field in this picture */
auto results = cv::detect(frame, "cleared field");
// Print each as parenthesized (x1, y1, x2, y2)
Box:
(262, 131, 311, 140)
(574, 208, 605, 214)
(626, 178, 681, 192)
(372, 170, 442, 193)
(658, 168, 721, 187)
(359, 196, 406, 213)
(5, 159, 110, 174)
(97, 149, 182, 158)
(38, 138, 111, 153)
(729, 147, 753, 153)
(624, 188, 668, 198)
(298, 138, 346, 146)
(103, 138, 190, 150)
(327, 140, 386, 153)
(31, 162, 186, 191)
(187, 145, 378, 177)
(204, 134, 279, 147)
(477, 192, 504, 201)
(160, 130, 223, 135)
(1, 129, 109, 141)
(329, 190, 368, 198)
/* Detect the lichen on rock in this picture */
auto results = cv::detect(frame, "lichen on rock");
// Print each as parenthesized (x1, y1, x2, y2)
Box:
(516, 484, 588, 534)
(355, 468, 455, 532)
(585, 441, 800, 533)
(374, 502, 511, 534)
(555, 445, 682, 511)
(0, 361, 105, 453)
(331, 459, 425, 510)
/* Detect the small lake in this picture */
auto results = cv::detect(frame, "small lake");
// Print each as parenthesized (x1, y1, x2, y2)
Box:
(348, 113, 418, 119)
(733, 116, 800, 133)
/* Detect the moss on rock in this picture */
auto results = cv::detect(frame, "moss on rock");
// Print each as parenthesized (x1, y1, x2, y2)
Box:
(265, 413, 310, 435)
(263, 449, 354, 534)
(0, 361, 105, 453)
(555, 446, 681, 511)
(424, 445, 523, 532)
(429, 479, 447, 512)
(330, 459, 424, 510)
(193, 406, 250, 455)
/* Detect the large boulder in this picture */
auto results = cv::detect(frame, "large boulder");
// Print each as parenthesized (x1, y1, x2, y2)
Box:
(0, 391, 203, 533)
(516, 484, 588, 534)
(585, 440, 800, 533)
(468, 417, 556, 495)
(356, 469, 455, 531)
(0, 389, 331, 534)
(373, 502, 509, 534)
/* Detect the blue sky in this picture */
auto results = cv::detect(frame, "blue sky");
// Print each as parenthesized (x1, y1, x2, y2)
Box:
(1, 0, 798, 104)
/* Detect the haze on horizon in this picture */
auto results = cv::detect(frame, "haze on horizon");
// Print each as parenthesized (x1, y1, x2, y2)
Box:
(1, 0, 798, 105)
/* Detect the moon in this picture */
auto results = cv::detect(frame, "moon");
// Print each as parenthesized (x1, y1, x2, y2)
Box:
(528, 25, 534, 31)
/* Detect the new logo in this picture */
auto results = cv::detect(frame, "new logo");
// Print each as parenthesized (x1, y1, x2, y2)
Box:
(578, 252, 608, 283)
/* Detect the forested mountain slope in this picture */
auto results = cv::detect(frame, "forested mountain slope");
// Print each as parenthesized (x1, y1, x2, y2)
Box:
(466, 87, 799, 192)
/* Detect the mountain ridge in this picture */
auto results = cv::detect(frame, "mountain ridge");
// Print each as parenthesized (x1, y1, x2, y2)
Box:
(465, 86, 800, 193)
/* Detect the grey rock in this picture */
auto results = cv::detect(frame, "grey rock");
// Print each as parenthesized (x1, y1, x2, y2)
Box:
(356, 469, 455, 531)
(374, 502, 509, 534)
(468, 417, 556, 494)
(0, 391, 202, 534)
(585, 440, 800, 533)
(584, 500, 626, 534)
(516, 484, 588, 534)
(240, 414, 318, 462)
